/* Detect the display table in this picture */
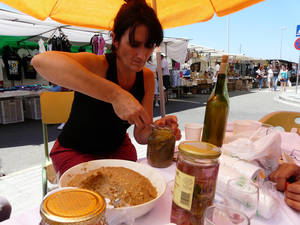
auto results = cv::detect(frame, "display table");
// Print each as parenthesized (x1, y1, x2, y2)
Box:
(0, 90, 45, 99)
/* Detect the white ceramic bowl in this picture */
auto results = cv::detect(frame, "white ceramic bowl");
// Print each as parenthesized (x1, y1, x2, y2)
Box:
(59, 159, 167, 220)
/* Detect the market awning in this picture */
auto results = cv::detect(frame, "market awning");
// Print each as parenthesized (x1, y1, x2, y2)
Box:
(0, 0, 264, 30)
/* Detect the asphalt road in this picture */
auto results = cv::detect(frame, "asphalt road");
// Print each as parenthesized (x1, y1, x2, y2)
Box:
(0, 87, 299, 175)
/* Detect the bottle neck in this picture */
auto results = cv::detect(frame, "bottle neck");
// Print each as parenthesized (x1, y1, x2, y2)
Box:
(215, 73, 226, 95)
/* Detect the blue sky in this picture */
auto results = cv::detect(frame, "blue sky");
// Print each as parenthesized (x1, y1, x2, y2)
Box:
(165, 0, 300, 63)
(1, 0, 299, 62)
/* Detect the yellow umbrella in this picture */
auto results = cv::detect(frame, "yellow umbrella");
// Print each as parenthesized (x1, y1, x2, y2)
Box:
(0, 0, 264, 30)
(0, 0, 264, 116)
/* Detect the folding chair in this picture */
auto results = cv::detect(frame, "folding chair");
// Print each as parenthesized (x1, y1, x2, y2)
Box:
(40, 91, 74, 196)
(259, 111, 300, 133)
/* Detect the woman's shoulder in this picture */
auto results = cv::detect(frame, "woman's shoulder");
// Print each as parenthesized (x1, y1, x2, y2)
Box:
(143, 67, 155, 79)
(76, 53, 108, 76)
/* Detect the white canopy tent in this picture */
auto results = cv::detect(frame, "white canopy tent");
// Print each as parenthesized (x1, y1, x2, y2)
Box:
(0, 9, 190, 59)
(0, 9, 111, 45)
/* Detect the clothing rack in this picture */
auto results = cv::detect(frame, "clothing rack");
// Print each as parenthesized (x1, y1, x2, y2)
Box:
(17, 25, 69, 44)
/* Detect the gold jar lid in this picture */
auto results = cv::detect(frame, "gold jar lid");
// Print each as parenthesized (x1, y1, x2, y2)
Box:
(178, 141, 221, 159)
(40, 188, 106, 225)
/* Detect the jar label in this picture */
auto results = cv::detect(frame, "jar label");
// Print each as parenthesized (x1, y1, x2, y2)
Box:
(172, 168, 195, 211)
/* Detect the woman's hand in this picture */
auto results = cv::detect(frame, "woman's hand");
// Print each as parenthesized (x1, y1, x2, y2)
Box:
(112, 89, 151, 128)
(154, 115, 181, 140)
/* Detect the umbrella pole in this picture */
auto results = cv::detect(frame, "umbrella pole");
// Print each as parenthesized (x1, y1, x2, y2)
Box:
(152, 0, 165, 117)
(156, 48, 166, 117)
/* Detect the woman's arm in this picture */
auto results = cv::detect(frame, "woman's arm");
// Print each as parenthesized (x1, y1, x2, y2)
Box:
(32, 51, 151, 126)
(31, 51, 120, 103)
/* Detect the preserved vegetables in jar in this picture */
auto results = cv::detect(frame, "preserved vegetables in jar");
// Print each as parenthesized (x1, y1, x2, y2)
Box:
(147, 126, 175, 168)
(170, 141, 221, 225)
(40, 188, 107, 225)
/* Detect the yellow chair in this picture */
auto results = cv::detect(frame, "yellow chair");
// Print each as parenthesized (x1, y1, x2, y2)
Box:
(40, 91, 74, 196)
(259, 111, 300, 133)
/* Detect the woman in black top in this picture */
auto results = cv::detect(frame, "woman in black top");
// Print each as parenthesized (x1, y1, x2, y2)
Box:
(32, 0, 181, 176)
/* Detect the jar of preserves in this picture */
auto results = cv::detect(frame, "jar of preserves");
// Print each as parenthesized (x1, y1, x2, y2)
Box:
(147, 125, 175, 168)
(40, 188, 107, 225)
(170, 141, 221, 225)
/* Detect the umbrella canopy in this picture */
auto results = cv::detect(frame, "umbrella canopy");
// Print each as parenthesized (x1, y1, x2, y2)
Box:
(0, 0, 264, 117)
(0, 0, 264, 30)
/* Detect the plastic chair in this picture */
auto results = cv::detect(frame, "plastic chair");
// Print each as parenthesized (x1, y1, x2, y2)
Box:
(40, 91, 74, 196)
(259, 111, 300, 132)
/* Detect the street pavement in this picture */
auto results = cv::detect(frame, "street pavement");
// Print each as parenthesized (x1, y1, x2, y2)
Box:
(0, 86, 299, 218)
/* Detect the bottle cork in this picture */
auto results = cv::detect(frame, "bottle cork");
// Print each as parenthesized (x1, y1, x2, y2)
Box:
(219, 55, 229, 74)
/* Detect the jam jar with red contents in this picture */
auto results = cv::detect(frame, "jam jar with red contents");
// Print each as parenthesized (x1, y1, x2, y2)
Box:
(170, 141, 221, 225)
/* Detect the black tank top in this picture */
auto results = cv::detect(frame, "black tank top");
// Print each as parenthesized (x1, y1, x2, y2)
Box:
(58, 52, 145, 154)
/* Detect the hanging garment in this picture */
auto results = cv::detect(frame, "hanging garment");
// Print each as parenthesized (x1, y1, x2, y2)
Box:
(0, 57, 4, 87)
(38, 38, 46, 53)
(21, 56, 37, 79)
(90, 35, 105, 55)
(2, 46, 22, 80)
(48, 34, 71, 52)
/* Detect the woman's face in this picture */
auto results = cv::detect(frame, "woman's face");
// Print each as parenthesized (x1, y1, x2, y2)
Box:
(113, 25, 155, 72)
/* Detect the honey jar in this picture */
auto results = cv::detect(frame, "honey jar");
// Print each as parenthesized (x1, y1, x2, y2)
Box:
(40, 188, 106, 225)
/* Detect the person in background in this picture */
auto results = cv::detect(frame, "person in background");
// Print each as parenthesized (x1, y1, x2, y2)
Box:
(161, 53, 170, 90)
(32, 0, 181, 177)
(145, 56, 159, 107)
(212, 62, 220, 86)
(273, 64, 280, 91)
(267, 64, 274, 91)
(279, 64, 288, 92)
(256, 65, 265, 90)
(269, 163, 300, 211)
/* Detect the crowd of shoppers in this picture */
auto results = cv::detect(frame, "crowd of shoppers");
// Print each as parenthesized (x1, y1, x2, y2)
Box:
(256, 62, 294, 92)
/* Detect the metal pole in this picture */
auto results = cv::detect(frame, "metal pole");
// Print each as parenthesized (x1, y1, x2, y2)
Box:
(296, 53, 300, 94)
(280, 27, 286, 59)
(227, 16, 230, 54)
(152, 0, 166, 117)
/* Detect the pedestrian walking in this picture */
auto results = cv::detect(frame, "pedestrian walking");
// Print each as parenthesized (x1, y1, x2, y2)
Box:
(256, 65, 265, 90)
(279, 65, 288, 92)
(267, 65, 273, 90)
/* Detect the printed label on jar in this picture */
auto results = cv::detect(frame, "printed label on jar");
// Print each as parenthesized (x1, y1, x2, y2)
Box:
(173, 168, 195, 211)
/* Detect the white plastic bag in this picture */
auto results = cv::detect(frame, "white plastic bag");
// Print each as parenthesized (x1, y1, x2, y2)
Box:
(287, 79, 292, 87)
(222, 131, 282, 177)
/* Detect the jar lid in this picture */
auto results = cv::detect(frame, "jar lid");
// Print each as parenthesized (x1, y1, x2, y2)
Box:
(40, 188, 106, 225)
(178, 141, 221, 159)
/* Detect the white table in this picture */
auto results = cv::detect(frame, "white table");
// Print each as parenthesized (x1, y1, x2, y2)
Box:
(2, 158, 300, 225)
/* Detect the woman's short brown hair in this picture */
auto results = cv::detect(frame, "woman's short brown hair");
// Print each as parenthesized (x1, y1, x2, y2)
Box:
(112, 0, 163, 51)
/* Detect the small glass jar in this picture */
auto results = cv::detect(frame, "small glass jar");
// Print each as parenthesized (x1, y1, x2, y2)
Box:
(40, 188, 107, 225)
(170, 141, 221, 225)
(147, 126, 175, 168)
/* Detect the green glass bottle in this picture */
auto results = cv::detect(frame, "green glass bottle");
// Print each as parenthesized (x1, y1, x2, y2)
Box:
(201, 55, 229, 147)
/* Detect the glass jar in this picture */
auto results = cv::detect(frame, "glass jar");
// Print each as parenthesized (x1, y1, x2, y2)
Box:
(147, 126, 175, 168)
(170, 141, 221, 225)
(40, 188, 107, 225)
